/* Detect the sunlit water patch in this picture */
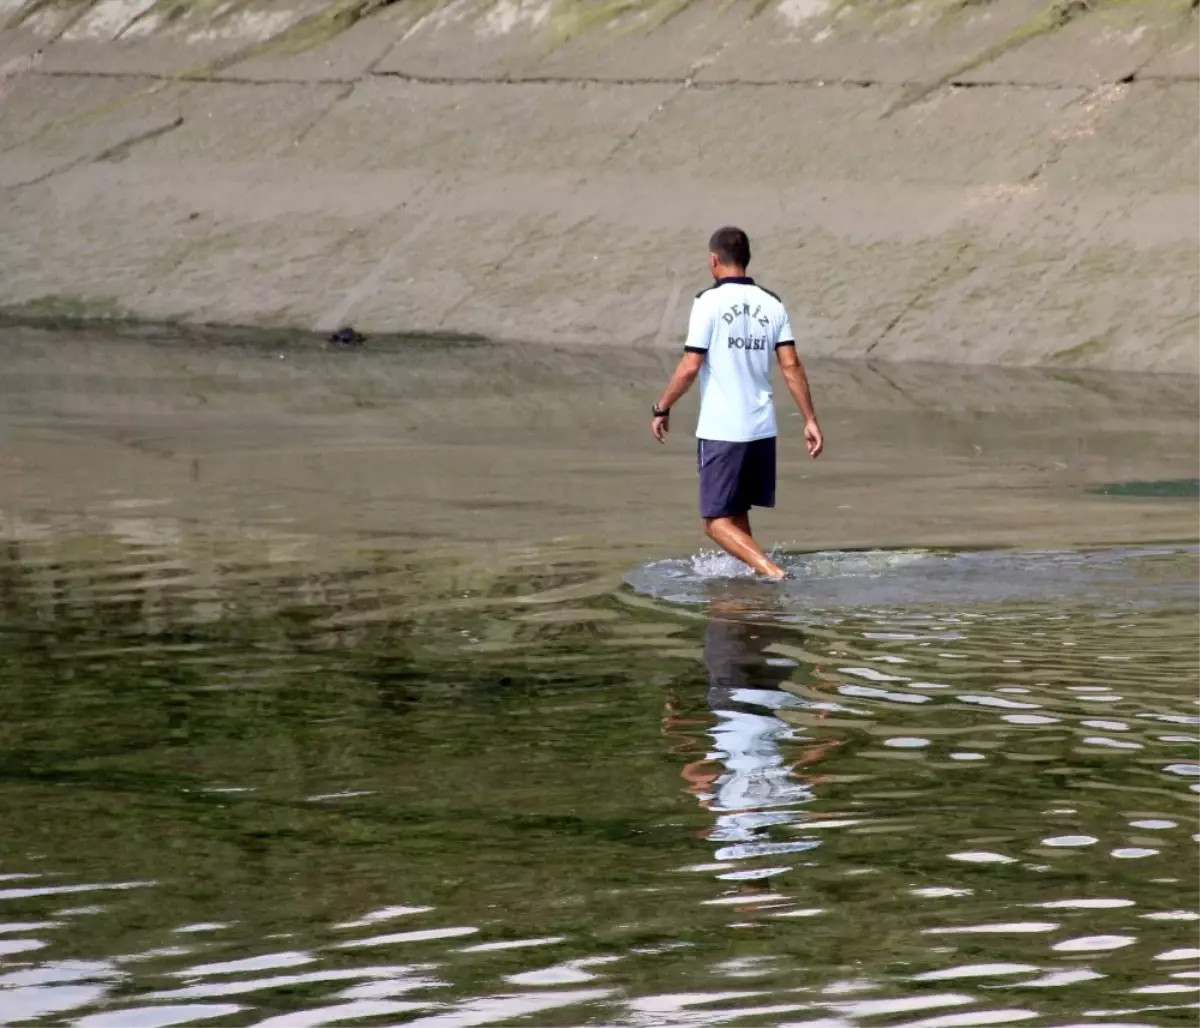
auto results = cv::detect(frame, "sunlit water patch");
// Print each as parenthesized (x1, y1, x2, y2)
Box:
(625, 544, 1200, 610)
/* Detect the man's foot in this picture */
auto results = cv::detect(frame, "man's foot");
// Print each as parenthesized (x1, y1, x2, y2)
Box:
(704, 516, 784, 580)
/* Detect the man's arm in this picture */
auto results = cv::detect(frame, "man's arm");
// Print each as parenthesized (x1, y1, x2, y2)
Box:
(651, 351, 705, 443)
(776, 343, 824, 458)
(653, 296, 713, 443)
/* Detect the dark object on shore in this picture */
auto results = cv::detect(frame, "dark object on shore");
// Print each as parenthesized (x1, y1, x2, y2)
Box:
(328, 327, 366, 346)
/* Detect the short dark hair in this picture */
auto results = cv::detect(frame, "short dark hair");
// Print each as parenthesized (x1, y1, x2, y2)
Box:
(709, 226, 751, 268)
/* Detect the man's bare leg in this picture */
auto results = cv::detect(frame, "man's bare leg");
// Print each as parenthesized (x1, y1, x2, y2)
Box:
(704, 514, 785, 579)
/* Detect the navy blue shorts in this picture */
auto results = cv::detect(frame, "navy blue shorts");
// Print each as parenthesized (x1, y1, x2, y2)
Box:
(698, 437, 776, 519)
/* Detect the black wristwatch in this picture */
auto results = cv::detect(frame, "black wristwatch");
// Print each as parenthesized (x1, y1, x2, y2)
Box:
(652, 404, 670, 418)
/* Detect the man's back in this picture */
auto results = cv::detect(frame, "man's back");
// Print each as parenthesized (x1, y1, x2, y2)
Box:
(685, 277, 793, 443)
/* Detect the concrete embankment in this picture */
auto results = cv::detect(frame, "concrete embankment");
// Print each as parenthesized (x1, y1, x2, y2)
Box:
(0, 0, 1196, 370)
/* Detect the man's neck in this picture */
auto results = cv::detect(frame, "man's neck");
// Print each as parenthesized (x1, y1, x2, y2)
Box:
(714, 266, 749, 281)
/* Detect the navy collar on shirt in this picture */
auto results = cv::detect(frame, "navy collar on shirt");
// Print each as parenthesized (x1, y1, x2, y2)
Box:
(714, 276, 754, 286)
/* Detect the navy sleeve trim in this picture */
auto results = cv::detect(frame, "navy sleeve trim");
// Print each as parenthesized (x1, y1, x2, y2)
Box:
(775, 339, 796, 349)
(684, 346, 708, 354)
(758, 285, 783, 303)
(694, 284, 716, 299)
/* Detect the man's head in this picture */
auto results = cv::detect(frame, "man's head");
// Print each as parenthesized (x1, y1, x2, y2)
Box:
(708, 226, 751, 279)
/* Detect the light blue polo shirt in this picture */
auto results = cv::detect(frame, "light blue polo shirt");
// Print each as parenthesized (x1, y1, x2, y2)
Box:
(684, 277, 795, 443)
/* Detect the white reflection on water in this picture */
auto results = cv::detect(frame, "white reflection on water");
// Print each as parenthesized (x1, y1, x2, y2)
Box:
(335, 927, 478, 949)
(144, 966, 440, 1003)
(334, 906, 433, 930)
(170, 951, 314, 977)
(1053, 936, 1136, 952)
(384, 989, 614, 1026)
(75, 1005, 242, 1028)
(0, 881, 155, 901)
(927, 923, 1059, 936)
(1036, 899, 1134, 910)
(458, 936, 566, 953)
(912, 964, 1040, 982)
(251, 999, 430, 1026)
(505, 955, 620, 986)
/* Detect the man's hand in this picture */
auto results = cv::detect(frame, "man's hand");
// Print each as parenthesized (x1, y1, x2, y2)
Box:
(776, 346, 823, 455)
(651, 352, 705, 446)
(804, 419, 824, 458)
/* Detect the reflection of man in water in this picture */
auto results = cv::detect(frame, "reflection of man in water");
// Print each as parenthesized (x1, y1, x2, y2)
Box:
(668, 608, 841, 876)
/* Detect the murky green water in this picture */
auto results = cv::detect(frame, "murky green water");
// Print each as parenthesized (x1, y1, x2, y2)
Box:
(1, 330, 1198, 1026)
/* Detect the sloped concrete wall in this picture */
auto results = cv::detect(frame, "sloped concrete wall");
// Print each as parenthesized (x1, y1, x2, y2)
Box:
(1, 0, 1196, 370)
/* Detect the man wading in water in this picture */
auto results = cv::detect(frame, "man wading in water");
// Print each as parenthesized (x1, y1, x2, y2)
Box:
(652, 227, 824, 580)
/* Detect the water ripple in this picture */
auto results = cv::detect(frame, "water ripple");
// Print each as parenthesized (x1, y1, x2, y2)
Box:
(0, 541, 1195, 1026)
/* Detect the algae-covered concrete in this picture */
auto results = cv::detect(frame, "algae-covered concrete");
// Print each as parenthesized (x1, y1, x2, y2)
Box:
(0, 0, 1196, 370)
